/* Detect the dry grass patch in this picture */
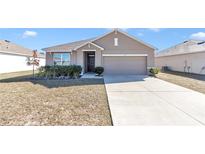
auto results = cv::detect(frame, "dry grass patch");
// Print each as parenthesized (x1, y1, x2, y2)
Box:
(0, 73, 112, 126)
(156, 71, 205, 94)
(0, 70, 35, 80)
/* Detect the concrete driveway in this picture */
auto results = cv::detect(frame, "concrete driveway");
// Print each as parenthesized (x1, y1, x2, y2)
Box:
(104, 75, 205, 125)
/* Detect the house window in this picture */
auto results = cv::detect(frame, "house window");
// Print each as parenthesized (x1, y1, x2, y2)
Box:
(53, 53, 71, 65)
(114, 38, 118, 46)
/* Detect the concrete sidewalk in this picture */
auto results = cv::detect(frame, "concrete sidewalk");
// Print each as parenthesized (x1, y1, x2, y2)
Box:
(104, 75, 205, 125)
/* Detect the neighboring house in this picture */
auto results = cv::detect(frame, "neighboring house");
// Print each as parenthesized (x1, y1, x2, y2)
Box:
(42, 29, 156, 75)
(155, 40, 205, 75)
(0, 40, 45, 74)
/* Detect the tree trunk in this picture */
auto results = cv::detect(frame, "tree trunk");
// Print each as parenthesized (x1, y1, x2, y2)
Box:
(33, 64, 34, 78)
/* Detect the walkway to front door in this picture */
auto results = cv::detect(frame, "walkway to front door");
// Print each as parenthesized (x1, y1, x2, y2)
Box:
(104, 75, 205, 125)
(81, 72, 103, 79)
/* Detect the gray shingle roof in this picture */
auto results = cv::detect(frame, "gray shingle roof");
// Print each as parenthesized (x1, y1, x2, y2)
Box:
(42, 38, 95, 52)
(156, 40, 205, 57)
(0, 40, 45, 58)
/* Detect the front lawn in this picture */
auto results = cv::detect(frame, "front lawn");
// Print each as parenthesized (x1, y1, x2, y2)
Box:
(0, 70, 35, 81)
(0, 71, 112, 126)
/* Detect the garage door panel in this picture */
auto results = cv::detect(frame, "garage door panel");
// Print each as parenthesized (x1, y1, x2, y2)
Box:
(103, 56, 147, 75)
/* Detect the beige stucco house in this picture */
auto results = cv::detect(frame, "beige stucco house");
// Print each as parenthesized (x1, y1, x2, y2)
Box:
(42, 29, 156, 75)
(155, 40, 205, 75)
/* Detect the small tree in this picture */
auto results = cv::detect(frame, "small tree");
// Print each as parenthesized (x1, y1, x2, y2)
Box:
(27, 50, 40, 78)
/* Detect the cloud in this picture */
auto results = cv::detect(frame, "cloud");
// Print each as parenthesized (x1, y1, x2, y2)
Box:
(148, 28, 160, 32)
(190, 32, 205, 40)
(22, 30, 37, 38)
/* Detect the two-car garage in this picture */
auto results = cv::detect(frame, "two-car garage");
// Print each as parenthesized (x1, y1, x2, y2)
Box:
(102, 54, 147, 75)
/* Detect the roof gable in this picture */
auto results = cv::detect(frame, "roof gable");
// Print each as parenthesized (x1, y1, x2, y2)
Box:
(92, 29, 157, 50)
(74, 42, 104, 50)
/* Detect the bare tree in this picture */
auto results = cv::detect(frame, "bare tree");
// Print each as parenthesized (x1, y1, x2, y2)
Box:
(27, 50, 40, 78)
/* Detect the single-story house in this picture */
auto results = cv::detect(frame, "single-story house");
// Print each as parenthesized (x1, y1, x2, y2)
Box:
(42, 29, 156, 75)
(155, 40, 205, 75)
(0, 40, 45, 74)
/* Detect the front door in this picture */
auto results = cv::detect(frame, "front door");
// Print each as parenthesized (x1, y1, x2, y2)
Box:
(87, 53, 95, 72)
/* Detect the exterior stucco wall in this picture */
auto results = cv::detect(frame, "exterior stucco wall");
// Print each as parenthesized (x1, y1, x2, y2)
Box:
(0, 52, 45, 74)
(155, 51, 205, 75)
(95, 50, 102, 67)
(46, 52, 53, 65)
(93, 31, 155, 68)
(71, 51, 77, 64)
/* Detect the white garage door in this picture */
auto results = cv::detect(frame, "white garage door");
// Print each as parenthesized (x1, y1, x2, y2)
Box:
(103, 56, 147, 75)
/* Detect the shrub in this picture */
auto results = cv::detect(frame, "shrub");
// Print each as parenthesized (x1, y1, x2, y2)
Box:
(37, 65, 82, 79)
(149, 68, 160, 76)
(94, 67, 104, 76)
(54, 65, 70, 77)
(37, 66, 53, 78)
(68, 65, 82, 78)
(37, 66, 47, 77)
(45, 66, 55, 78)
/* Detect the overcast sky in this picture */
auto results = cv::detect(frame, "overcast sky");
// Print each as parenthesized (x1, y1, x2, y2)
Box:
(1, 28, 205, 52)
